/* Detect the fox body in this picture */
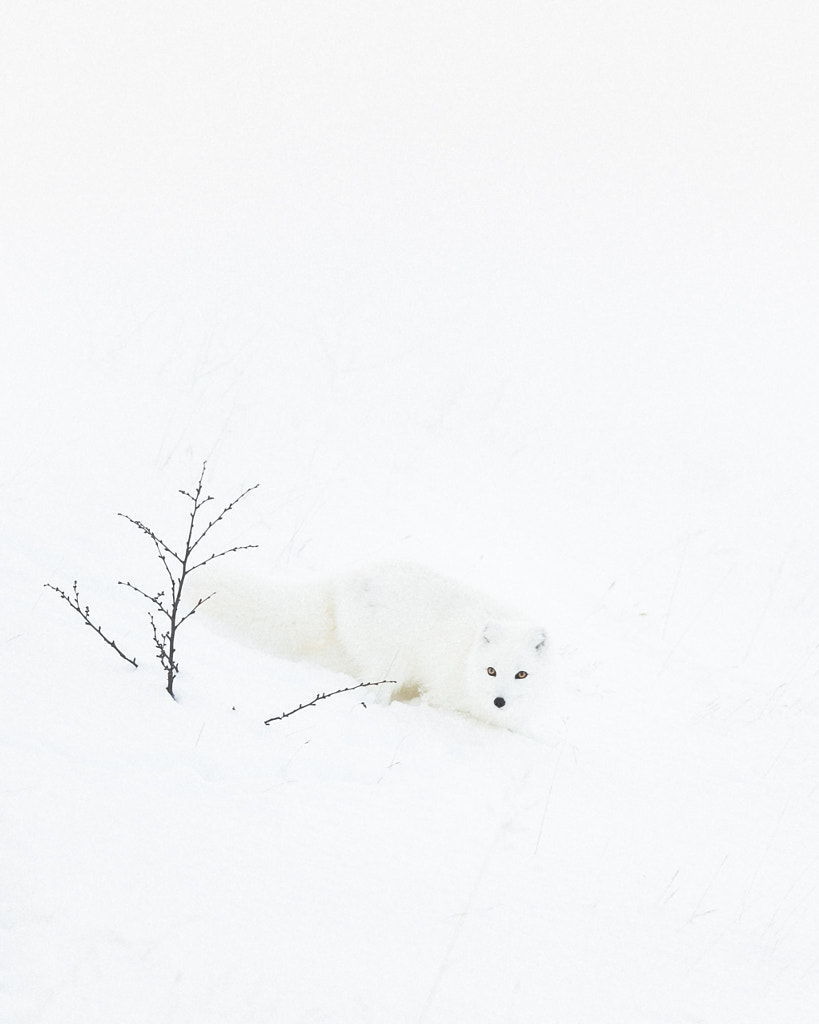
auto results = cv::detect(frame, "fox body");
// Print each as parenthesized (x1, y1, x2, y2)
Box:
(200, 562, 548, 726)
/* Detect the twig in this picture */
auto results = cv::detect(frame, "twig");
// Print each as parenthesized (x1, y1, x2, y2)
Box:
(190, 482, 260, 554)
(188, 543, 259, 574)
(116, 513, 182, 565)
(44, 581, 138, 668)
(44, 462, 257, 699)
(118, 580, 168, 614)
(264, 680, 396, 724)
(118, 460, 258, 699)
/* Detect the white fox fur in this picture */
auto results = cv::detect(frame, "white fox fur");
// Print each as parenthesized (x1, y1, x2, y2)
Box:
(196, 562, 548, 726)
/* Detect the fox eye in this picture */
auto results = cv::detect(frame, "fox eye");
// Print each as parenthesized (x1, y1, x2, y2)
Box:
(487, 667, 496, 676)
(515, 671, 528, 679)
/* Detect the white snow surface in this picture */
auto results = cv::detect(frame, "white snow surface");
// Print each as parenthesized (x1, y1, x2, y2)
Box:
(2, 2, 819, 1021)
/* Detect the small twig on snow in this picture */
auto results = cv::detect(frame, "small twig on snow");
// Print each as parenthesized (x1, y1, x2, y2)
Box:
(264, 680, 396, 724)
(44, 581, 138, 668)
(117, 460, 259, 699)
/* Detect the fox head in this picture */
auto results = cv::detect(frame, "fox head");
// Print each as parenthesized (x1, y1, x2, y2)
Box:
(467, 619, 548, 724)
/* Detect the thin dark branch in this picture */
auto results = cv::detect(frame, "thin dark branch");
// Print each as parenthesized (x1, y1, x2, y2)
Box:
(188, 543, 259, 574)
(147, 611, 177, 697)
(118, 580, 169, 617)
(264, 680, 396, 724)
(153, 539, 177, 592)
(190, 483, 260, 553)
(117, 513, 182, 564)
(44, 581, 138, 668)
(180, 460, 210, 505)
(179, 489, 213, 505)
(147, 611, 166, 660)
(120, 463, 258, 699)
(176, 592, 214, 628)
(57, 462, 258, 700)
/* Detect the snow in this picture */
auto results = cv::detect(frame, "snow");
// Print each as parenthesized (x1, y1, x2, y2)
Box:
(2, 1, 819, 1021)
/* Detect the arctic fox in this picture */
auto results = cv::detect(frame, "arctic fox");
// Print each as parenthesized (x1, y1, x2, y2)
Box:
(198, 562, 548, 726)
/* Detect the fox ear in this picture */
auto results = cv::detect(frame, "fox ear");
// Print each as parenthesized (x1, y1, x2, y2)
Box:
(531, 628, 548, 654)
(482, 620, 503, 644)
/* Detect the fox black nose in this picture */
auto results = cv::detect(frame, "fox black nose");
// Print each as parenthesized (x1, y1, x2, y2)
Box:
(494, 696, 506, 708)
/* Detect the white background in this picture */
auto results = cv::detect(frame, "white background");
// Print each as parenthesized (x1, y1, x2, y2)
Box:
(2, 3, 818, 1021)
